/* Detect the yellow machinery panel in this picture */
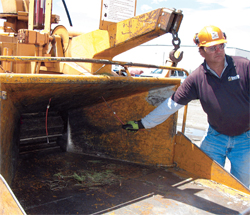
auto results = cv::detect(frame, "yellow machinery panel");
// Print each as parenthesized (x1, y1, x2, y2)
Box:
(0, 0, 249, 214)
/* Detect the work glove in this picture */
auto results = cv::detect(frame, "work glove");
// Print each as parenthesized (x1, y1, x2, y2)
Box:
(122, 120, 144, 132)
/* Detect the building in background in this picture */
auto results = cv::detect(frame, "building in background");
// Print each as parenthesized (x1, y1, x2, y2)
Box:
(226, 47, 250, 59)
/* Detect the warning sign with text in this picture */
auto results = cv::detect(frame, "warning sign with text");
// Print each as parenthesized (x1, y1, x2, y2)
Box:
(100, 0, 136, 23)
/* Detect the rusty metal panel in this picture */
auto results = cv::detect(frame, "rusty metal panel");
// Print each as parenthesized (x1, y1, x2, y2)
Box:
(0, 84, 20, 184)
(0, 74, 179, 111)
(0, 73, 180, 183)
(68, 92, 177, 166)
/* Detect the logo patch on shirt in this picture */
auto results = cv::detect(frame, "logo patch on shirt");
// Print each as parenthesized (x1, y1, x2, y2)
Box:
(211, 32, 219, 40)
(228, 75, 240, 81)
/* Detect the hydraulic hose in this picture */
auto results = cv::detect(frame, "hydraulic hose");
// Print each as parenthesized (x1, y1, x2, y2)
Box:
(62, 0, 73, 26)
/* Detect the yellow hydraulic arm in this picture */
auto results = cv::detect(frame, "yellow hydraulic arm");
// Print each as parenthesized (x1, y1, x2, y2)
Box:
(67, 8, 183, 74)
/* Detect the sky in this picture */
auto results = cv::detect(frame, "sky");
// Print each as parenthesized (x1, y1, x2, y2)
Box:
(0, 0, 250, 51)
(47, 0, 250, 51)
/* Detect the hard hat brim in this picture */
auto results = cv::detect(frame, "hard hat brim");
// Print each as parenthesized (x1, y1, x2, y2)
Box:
(200, 39, 227, 47)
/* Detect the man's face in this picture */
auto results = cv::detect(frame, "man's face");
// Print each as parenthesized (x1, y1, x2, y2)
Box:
(200, 43, 226, 64)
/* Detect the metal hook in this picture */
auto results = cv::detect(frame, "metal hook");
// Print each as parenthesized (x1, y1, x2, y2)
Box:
(169, 49, 183, 64)
(169, 30, 184, 64)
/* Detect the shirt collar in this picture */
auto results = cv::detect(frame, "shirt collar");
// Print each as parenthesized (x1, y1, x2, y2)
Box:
(205, 57, 228, 78)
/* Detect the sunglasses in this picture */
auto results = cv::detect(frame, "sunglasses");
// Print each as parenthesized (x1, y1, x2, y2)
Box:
(204, 43, 226, 53)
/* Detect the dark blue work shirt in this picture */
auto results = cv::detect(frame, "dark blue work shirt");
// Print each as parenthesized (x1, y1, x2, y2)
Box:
(172, 55, 250, 136)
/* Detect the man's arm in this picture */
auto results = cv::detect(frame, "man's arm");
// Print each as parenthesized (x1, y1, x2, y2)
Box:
(122, 97, 183, 132)
(141, 97, 184, 129)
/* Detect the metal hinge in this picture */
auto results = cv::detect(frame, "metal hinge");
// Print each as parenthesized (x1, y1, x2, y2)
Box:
(0, 91, 7, 100)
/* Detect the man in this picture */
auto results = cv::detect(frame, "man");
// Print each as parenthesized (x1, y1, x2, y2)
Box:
(122, 25, 250, 188)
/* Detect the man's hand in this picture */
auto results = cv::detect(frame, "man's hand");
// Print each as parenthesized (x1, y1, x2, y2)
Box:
(122, 120, 144, 132)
